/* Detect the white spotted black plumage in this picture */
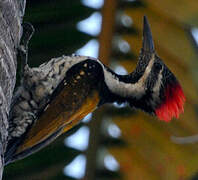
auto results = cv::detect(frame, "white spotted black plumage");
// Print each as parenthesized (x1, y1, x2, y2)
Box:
(8, 55, 92, 139)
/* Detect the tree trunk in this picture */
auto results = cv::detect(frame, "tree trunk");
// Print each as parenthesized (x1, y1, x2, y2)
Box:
(0, 0, 26, 178)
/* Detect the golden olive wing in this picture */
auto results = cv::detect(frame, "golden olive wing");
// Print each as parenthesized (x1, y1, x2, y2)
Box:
(15, 60, 102, 159)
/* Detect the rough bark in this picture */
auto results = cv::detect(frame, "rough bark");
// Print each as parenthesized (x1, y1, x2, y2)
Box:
(0, 0, 26, 178)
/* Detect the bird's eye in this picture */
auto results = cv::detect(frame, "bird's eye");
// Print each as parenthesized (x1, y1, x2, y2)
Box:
(154, 62, 162, 70)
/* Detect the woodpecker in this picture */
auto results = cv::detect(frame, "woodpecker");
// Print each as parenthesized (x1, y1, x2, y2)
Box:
(5, 16, 185, 165)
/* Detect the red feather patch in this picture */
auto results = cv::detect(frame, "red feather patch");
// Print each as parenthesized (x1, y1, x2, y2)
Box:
(155, 83, 185, 122)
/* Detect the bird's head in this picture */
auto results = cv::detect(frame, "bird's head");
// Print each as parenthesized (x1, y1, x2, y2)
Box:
(102, 16, 185, 122)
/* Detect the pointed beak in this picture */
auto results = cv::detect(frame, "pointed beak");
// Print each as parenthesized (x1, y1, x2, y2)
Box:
(143, 16, 155, 52)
